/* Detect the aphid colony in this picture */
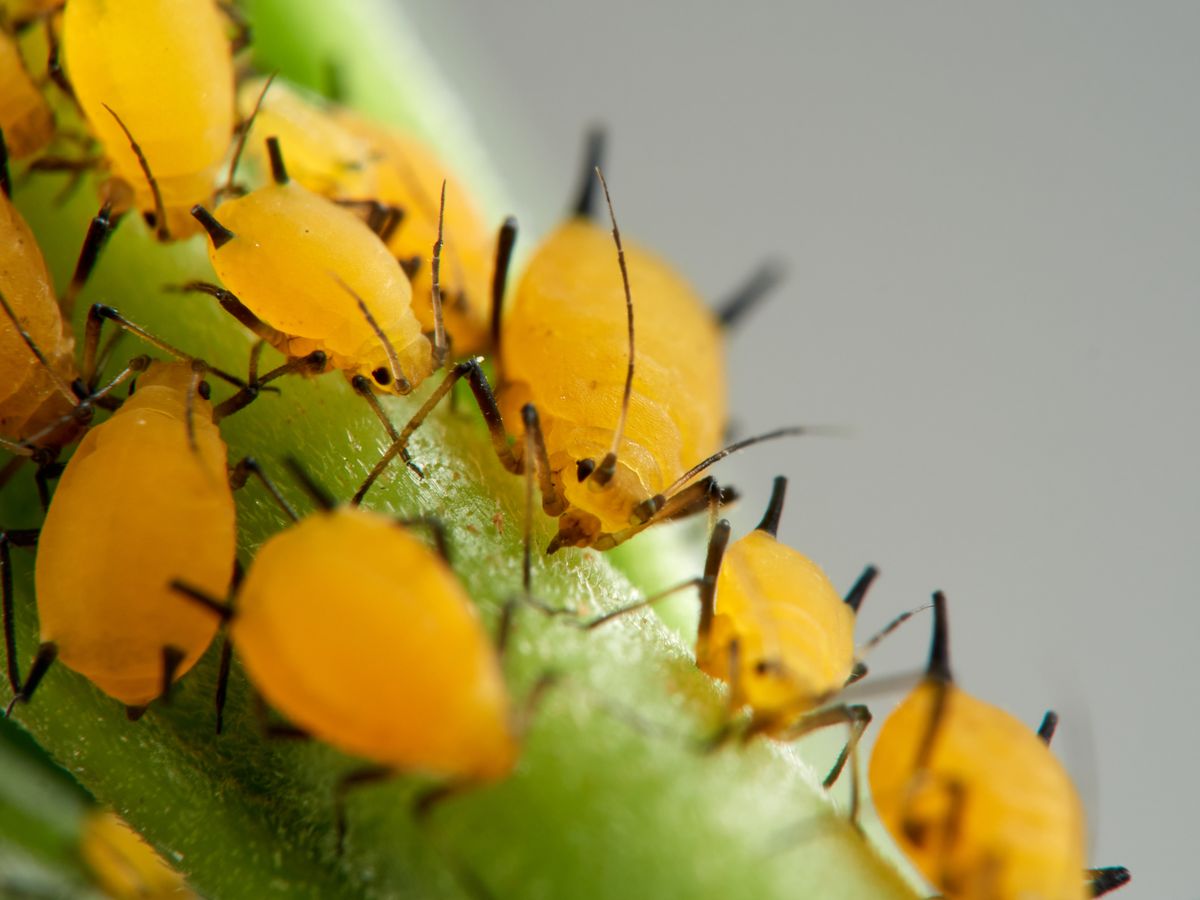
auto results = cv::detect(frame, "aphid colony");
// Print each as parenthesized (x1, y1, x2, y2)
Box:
(0, 3, 1132, 898)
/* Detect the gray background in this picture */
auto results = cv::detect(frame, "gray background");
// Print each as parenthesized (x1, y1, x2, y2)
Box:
(400, 3, 1195, 895)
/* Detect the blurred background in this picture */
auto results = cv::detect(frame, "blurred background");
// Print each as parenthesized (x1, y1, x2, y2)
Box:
(400, 2, 1196, 896)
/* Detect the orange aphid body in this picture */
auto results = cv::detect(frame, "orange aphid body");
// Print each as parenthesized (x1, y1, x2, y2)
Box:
(81, 810, 195, 900)
(499, 218, 725, 549)
(235, 77, 496, 354)
(870, 681, 1088, 900)
(697, 529, 856, 734)
(62, 0, 235, 237)
(202, 173, 434, 390)
(0, 30, 53, 159)
(0, 180, 78, 445)
(34, 362, 234, 706)
(233, 506, 516, 780)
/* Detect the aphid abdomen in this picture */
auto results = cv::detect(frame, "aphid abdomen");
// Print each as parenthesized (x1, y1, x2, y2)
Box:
(63, 0, 235, 235)
(35, 363, 234, 706)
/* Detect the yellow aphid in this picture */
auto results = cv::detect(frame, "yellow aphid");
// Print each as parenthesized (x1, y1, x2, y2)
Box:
(81, 810, 195, 900)
(62, 0, 235, 238)
(173, 488, 517, 851)
(191, 137, 437, 395)
(587, 476, 888, 813)
(335, 108, 495, 353)
(235, 506, 515, 780)
(0, 150, 76, 447)
(357, 147, 794, 554)
(869, 592, 1131, 900)
(499, 214, 726, 550)
(234, 77, 497, 353)
(694, 481, 860, 736)
(0, 30, 53, 159)
(13, 362, 235, 711)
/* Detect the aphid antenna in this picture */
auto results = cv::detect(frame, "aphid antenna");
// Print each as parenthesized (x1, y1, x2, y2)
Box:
(330, 274, 406, 393)
(429, 181, 449, 369)
(221, 71, 277, 197)
(101, 104, 168, 240)
(0, 288, 76, 400)
(587, 167, 635, 489)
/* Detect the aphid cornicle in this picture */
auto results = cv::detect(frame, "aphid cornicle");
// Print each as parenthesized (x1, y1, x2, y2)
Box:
(3, 361, 236, 717)
(233, 76, 498, 354)
(356, 135, 794, 554)
(585, 476, 914, 819)
(868, 591, 1131, 900)
(172, 466, 520, 852)
(61, 0, 237, 238)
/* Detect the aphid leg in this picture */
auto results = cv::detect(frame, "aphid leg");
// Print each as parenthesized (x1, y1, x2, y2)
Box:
(175, 282, 286, 349)
(334, 199, 405, 239)
(428, 181, 450, 370)
(252, 693, 310, 740)
(1, 530, 39, 695)
(61, 203, 119, 318)
(125, 704, 147, 722)
(212, 351, 326, 422)
(582, 476, 736, 552)
(394, 516, 451, 562)
(512, 671, 562, 741)
(216, 1, 252, 53)
(157, 646, 186, 705)
(578, 576, 708, 630)
(715, 260, 785, 330)
(1088, 867, 1132, 897)
(334, 766, 392, 855)
(488, 218, 518, 359)
(43, 16, 76, 104)
(350, 376, 421, 477)
(229, 457, 299, 521)
(702, 639, 745, 752)
(4, 642, 57, 717)
(281, 457, 337, 512)
(214, 637, 233, 735)
(81, 304, 248, 389)
(779, 704, 873, 823)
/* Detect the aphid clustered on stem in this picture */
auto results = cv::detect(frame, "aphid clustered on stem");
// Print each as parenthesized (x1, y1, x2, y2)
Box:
(0, 2, 1131, 898)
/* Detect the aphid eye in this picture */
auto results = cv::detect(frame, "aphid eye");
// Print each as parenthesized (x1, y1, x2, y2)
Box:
(576, 458, 596, 481)
(372, 367, 392, 386)
(753, 660, 772, 676)
(198, 381, 212, 400)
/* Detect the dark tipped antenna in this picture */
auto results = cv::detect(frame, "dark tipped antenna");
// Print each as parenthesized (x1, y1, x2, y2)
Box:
(102, 104, 168, 240)
(927, 590, 952, 683)
(571, 127, 606, 219)
(586, 168, 635, 490)
(428, 181, 449, 369)
(754, 476, 788, 537)
(663, 426, 821, 500)
(223, 72, 277, 196)
(265, 136, 288, 185)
